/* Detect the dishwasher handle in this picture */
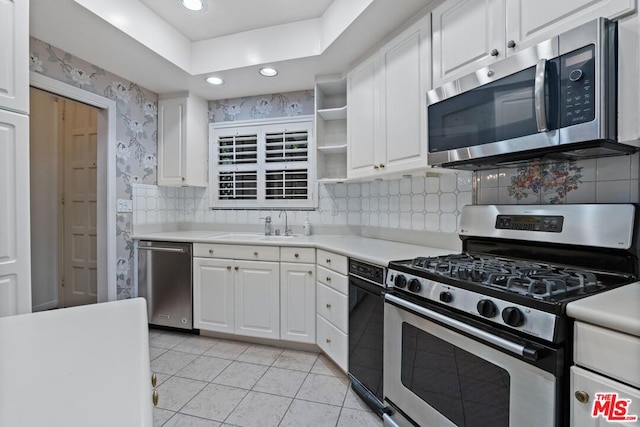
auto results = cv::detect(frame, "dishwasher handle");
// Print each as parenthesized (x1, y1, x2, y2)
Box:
(137, 246, 187, 254)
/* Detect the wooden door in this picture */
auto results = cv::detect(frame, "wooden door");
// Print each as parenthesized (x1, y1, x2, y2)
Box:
(234, 260, 280, 339)
(61, 99, 98, 307)
(193, 257, 235, 332)
(0, 109, 30, 316)
(280, 262, 315, 343)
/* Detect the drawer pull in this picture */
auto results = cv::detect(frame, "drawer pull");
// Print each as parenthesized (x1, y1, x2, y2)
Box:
(294, 253, 299, 258)
(575, 391, 589, 404)
(326, 303, 332, 309)
(326, 258, 331, 263)
(326, 338, 331, 344)
(209, 249, 214, 254)
(254, 251, 259, 256)
(234, 266, 239, 271)
(152, 389, 159, 406)
(326, 277, 331, 282)
(227, 266, 232, 270)
(151, 373, 157, 388)
(308, 270, 313, 275)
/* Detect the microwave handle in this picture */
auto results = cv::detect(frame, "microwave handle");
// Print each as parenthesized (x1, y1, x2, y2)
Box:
(534, 59, 548, 132)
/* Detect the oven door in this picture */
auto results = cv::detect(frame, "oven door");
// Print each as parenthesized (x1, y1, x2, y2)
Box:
(384, 294, 559, 427)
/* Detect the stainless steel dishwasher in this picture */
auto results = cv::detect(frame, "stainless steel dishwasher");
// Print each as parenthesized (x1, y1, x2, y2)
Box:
(137, 241, 193, 330)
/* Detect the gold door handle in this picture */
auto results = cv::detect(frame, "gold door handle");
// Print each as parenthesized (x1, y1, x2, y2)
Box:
(326, 277, 331, 282)
(254, 251, 259, 256)
(308, 270, 313, 275)
(326, 259, 331, 263)
(575, 391, 589, 404)
(226, 266, 232, 270)
(326, 303, 331, 309)
(379, 163, 385, 168)
(152, 389, 159, 406)
(294, 253, 299, 258)
(151, 373, 157, 388)
(209, 249, 214, 254)
(234, 266, 239, 271)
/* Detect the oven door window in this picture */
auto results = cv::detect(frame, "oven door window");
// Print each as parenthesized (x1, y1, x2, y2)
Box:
(401, 322, 510, 427)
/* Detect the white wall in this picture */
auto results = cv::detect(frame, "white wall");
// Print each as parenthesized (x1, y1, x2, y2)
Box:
(29, 88, 60, 311)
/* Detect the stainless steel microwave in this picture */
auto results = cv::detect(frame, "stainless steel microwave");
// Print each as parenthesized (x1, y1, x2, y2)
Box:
(427, 18, 639, 170)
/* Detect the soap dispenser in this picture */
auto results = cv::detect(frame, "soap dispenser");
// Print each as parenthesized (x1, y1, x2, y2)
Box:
(302, 213, 312, 236)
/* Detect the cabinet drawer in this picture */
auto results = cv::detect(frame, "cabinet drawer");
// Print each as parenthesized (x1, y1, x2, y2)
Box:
(281, 247, 316, 263)
(316, 314, 348, 373)
(194, 243, 280, 261)
(317, 249, 348, 275)
(317, 265, 348, 294)
(574, 322, 640, 388)
(317, 282, 348, 333)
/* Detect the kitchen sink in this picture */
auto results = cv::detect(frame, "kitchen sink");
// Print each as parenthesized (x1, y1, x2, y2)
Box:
(258, 235, 297, 241)
(209, 233, 265, 241)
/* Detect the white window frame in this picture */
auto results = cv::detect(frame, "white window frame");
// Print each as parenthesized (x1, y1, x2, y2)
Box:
(209, 116, 316, 209)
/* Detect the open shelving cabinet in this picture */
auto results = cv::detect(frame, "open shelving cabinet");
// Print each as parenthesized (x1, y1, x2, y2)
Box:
(315, 77, 347, 183)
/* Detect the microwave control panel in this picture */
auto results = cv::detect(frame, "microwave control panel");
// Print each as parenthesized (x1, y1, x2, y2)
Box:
(560, 45, 596, 127)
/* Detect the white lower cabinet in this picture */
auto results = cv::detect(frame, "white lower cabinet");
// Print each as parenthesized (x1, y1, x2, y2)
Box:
(315, 250, 349, 372)
(280, 262, 315, 343)
(194, 256, 280, 339)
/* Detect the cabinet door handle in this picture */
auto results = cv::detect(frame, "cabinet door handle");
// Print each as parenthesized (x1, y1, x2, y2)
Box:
(490, 48, 499, 57)
(326, 303, 332, 309)
(209, 249, 214, 254)
(575, 391, 589, 404)
(294, 253, 299, 258)
(181, 177, 185, 181)
(507, 39, 516, 49)
(373, 165, 379, 170)
(151, 373, 157, 388)
(308, 270, 313, 275)
(379, 163, 385, 168)
(234, 266, 239, 271)
(326, 338, 331, 344)
(326, 258, 331, 263)
(227, 266, 232, 270)
(254, 251, 259, 256)
(152, 390, 159, 406)
(326, 277, 331, 282)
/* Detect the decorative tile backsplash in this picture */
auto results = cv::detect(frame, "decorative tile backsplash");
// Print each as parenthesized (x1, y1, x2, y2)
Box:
(133, 172, 474, 234)
(476, 154, 639, 205)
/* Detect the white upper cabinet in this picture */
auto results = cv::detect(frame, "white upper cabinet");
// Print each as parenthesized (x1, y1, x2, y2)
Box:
(157, 93, 208, 187)
(432, 0, 636, 87)
(348, 14, 431, 180)
(0, 0, 28, 114)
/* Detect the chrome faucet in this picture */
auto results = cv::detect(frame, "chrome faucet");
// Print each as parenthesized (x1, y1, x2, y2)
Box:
(279, 210, 292, 236)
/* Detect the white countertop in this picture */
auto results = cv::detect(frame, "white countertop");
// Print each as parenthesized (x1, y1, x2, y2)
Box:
(567, 282, 640, 337)
(133, 231, 458, 266)
(0, 298, 153, 427)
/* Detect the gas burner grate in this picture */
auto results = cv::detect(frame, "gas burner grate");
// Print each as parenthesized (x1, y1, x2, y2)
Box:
(405, 254, 603, 300)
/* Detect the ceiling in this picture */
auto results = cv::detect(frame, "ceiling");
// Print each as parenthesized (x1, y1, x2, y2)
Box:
(29, 0, 437, 100)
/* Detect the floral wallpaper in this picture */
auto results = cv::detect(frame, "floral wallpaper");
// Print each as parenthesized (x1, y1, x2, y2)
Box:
(209, 91, 314, 122)
(30, 37, 159, 299)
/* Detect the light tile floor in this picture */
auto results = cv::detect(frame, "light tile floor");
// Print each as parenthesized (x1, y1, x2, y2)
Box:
(149, 329, 383, 427)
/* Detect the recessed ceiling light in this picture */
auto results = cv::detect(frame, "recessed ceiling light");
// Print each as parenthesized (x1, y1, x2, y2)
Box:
(181, 0, 206, 12)
(206, 76, 224, 85)
(259, 67, 278, 77)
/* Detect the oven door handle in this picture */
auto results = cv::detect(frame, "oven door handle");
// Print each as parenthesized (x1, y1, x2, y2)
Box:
(385, 294, 540, 361)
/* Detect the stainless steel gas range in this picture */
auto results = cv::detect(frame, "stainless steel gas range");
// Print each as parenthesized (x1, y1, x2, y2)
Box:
(383, 204, 638, 427)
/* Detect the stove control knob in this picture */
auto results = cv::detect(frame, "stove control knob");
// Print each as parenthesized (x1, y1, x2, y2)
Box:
(408, 279, 422, 293)
(477, 300, 497, 318)
(394, 275, 407, 289)
(502, 307, 524, 327)
(439, 291, 453, 303)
